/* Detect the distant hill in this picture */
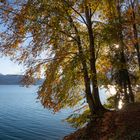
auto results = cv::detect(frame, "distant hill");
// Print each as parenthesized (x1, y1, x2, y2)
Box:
(0, 74, 43, 85)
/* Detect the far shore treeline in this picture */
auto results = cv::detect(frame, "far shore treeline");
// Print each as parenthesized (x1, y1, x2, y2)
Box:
(0, 0, 140, 118)
(0, 74, 43, 85)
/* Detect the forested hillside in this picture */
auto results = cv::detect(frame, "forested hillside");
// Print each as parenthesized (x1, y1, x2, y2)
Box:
(0, 74, 43, 85)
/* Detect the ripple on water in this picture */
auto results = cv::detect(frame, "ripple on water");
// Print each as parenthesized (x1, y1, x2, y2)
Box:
(0, 85, 75, 140)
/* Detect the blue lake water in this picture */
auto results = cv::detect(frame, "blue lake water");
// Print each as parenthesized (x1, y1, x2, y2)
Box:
(0, 85, 75, 140)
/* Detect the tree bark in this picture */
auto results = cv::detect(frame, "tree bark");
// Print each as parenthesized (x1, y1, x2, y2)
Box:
(123, 82, 129, 104)
(77, 36, 96, 115)
(127, 73, 135, 103)
(67, 15, 96, 115)
(131, 0, 140, 69)
(85, 6, 104, 111)
(133, 23, 140, 69)
(116, 0, 135, 103)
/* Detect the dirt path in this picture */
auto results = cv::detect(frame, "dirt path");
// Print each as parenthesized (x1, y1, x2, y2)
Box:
(64, 103, 140, 140)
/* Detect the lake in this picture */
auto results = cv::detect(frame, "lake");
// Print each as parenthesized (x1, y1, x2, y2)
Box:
(0, 85, 75, 140)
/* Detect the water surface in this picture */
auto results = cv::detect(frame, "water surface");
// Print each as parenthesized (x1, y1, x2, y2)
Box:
(0, 85, 75, 140)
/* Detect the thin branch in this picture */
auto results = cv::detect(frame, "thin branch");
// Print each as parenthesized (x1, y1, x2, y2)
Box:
(90, 0, 101, 18)
(63, 0, 88, 26)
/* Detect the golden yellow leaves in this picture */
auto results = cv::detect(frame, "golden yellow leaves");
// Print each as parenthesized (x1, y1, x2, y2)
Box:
(11, 39, 21, 49)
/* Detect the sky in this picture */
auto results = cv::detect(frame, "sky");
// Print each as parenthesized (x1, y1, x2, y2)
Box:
(0, 56, 23, 75)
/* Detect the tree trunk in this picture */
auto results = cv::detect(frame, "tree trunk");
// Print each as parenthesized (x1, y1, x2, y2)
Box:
(77, 36, 96, 115)
(116, 0, 135, 103)
(132, 22, 140, 69)
(114, 91, 120, 110)
(67, 15, 96, 115)
(123, 82, 129, 104)
(131, 0, 140, 69)
(85, 6, 104, 111)
(127, 74, 135, 103)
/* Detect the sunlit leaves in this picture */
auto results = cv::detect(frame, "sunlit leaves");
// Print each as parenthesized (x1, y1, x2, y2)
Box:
(0, 0, 140, 115)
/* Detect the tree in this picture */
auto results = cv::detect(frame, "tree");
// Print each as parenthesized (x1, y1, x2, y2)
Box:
(0, 0, 139, 115)
(100, 0, 140, 104)
(0, 0, 106, 114)
(129, 0, 140, 69)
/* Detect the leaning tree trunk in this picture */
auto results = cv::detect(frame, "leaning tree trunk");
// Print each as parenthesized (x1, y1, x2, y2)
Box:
(77, 37, 96, 115)
(85, 6, 105, 111)
(67, 14, 96, 115)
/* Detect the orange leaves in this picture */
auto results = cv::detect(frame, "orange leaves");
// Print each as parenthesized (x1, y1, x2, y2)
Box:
(11, 39, 21, 49)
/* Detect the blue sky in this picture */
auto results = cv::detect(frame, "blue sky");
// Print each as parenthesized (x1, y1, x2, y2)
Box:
(0, 56, 23, 75)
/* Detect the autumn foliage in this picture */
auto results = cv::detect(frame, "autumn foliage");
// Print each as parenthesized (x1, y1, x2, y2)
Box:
(0, 0, 140, 115)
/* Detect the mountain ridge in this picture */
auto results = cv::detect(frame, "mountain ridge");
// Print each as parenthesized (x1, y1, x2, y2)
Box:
(0, 74, 43, 85)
